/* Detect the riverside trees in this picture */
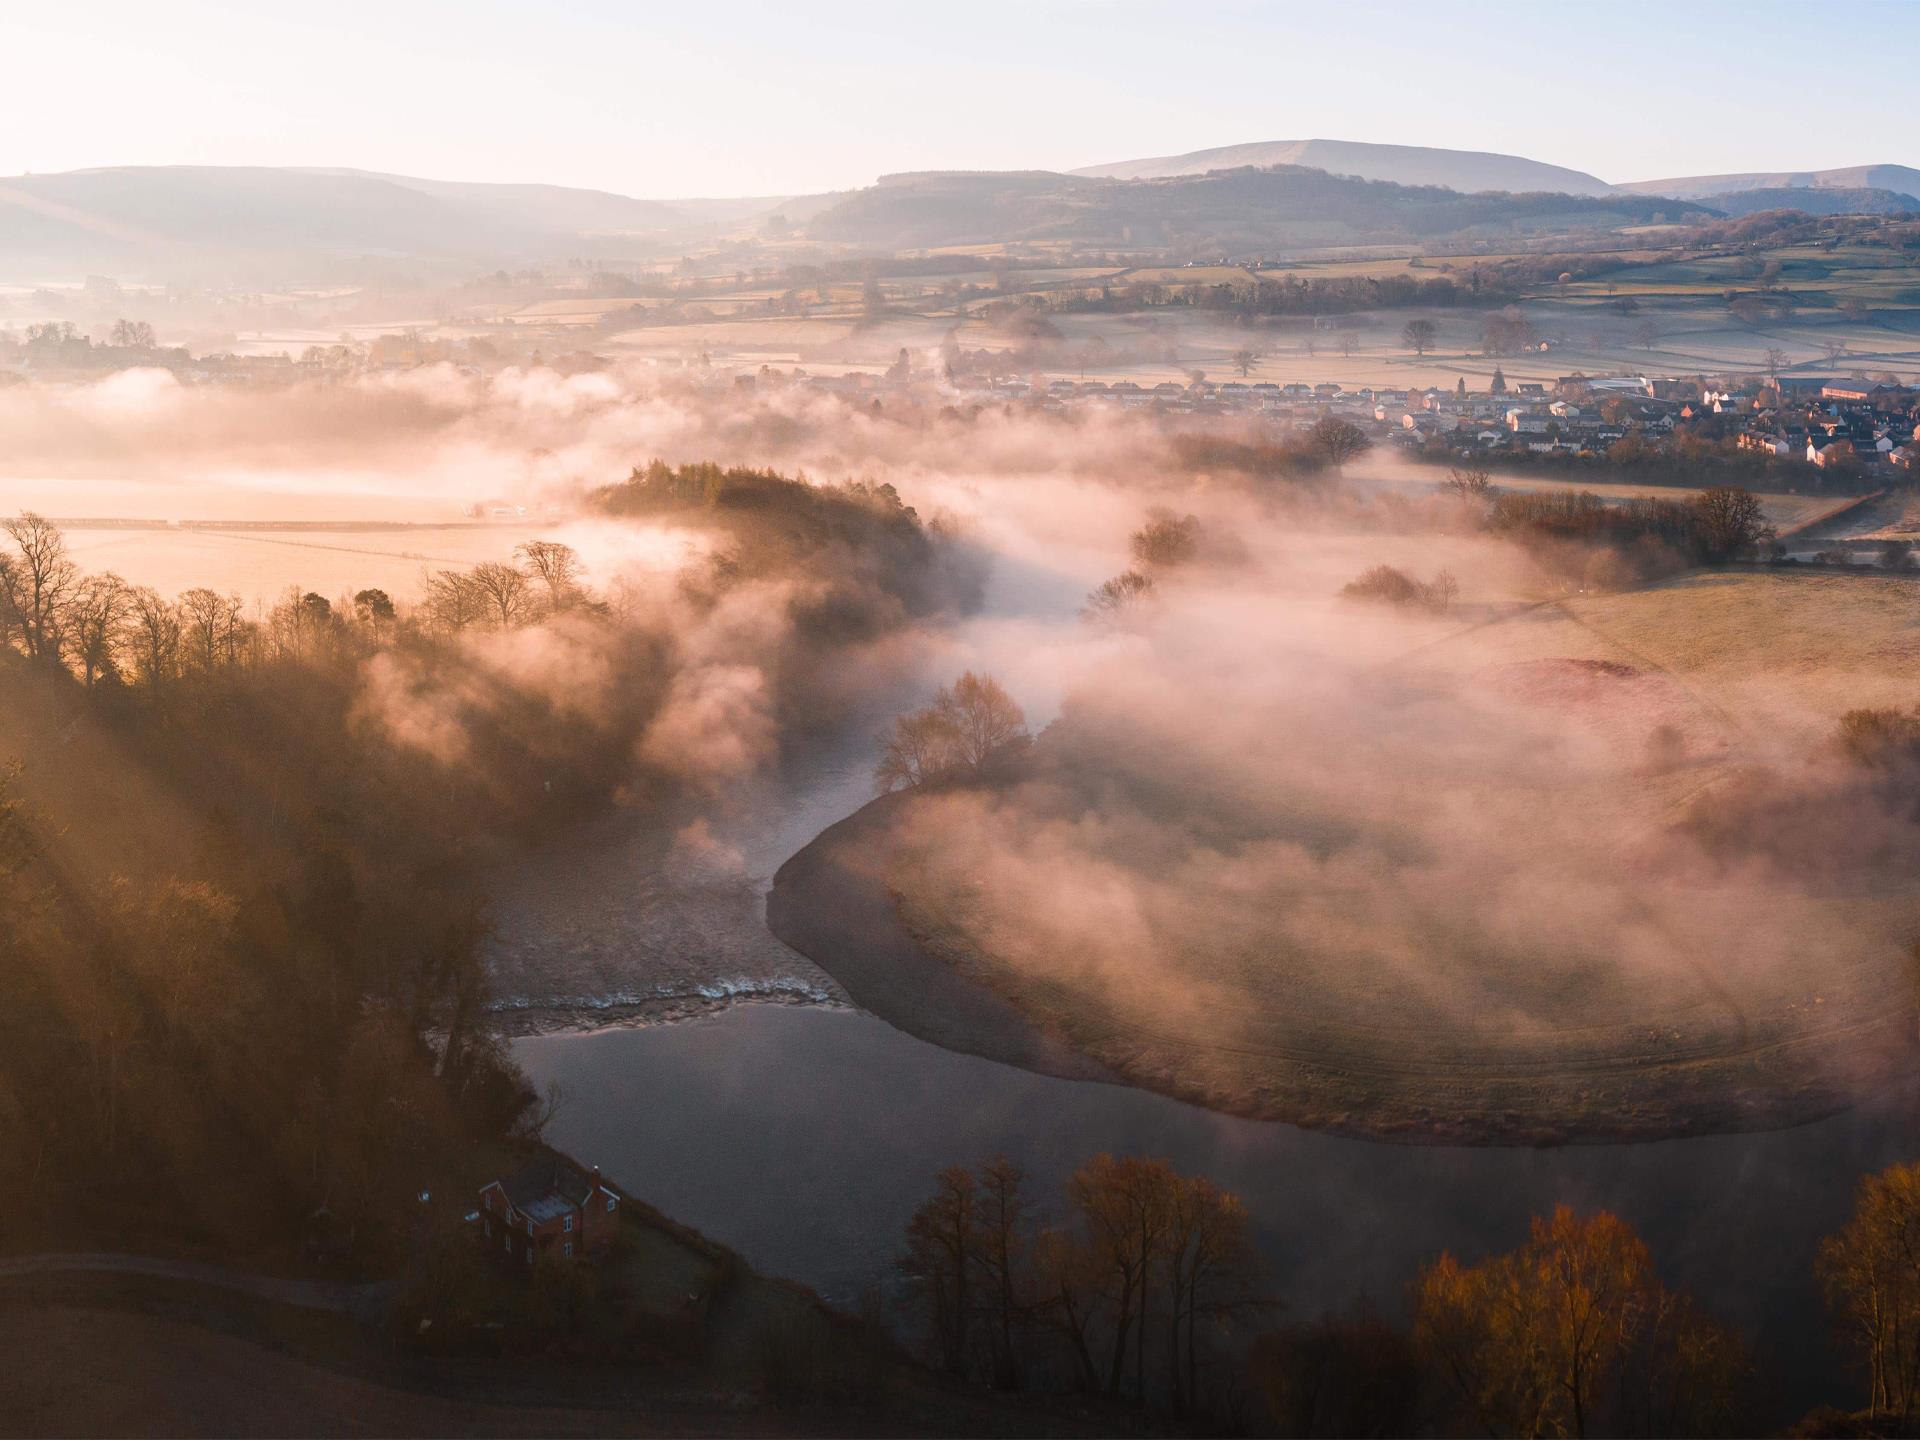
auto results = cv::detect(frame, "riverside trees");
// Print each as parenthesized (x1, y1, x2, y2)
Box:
(874, 671, 1030, 792)
(0, 480, 973, 1265)
(898, 1154, 1261, 1416)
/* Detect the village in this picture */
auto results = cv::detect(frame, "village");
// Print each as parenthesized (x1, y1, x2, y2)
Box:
(872, 366, 1920, 475)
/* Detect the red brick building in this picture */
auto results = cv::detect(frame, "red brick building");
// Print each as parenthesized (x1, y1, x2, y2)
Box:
(478, 1156, 621, 1266)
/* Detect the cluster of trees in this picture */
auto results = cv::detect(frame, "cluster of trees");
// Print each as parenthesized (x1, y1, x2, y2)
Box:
(1483, 486, 1775, 582)
(1057, 271, 1487, 321)
(874, 672, 1030, 792)
(1426, 429, 1876, 496)
(593, 459, 978, 624)
(1480, 310, 1541, 357)
(1081, 507, 1203, 626)
(1170, 415, 1372, 487)
(0, 318, 180, 370)
(900, 1167, 1782, 1435)
(0, 514, 608, 686)
(422, 540, 591, 633)
(1340, 563, 1460, 614)
(0, 518, 544, 1263)
(1255, 1160, 1920, 1437)
(1836, 705, 1920, 771)
(0, 464, 979, 1265)
(899, 1155, 1260, 1417)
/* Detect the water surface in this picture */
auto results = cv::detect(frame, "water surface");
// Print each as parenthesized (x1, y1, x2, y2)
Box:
(518, 1003, 1920, 1420)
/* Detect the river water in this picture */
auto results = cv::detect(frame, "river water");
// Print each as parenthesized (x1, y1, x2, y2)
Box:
(504, 501, 1920, 1423)
(518, 1004, 1920, 1420)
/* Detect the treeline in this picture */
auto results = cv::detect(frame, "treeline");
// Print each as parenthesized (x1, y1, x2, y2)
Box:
(1425, 431, 1875, 496)
(1478, 486, 1775, 583)
(0, 466, 973, 1264)
(592, 459, 981, 625)
(902, 1153, 1920, 1435)
(898, 1158, 1761, 1435)
(1054, 272, 1499, 320)
(0, 518, 544, 1265)
(898, 1155, 1261, 1416)
(1171, 415, 1373, 485)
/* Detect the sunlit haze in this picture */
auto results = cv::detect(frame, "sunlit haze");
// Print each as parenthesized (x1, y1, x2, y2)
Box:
(8, 0, 1919, 195)
(9, 9, 1920, 1436)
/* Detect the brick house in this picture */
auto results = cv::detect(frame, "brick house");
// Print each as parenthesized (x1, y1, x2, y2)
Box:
(478, 1156, 621, 1267)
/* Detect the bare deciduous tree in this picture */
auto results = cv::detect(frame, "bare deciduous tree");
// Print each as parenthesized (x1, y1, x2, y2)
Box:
(0, 512, 77, 661)
(515, 540, 586, 613)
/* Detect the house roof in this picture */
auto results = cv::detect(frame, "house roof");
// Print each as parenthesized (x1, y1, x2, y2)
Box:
(499, 1156, 595, 1216)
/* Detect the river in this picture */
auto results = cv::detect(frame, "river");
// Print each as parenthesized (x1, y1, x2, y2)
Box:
(503, 499, 1920, 1424)
(518, 1003, 1920, 1421)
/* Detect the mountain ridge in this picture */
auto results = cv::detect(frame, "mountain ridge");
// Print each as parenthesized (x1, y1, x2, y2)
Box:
(1071, 138, 1616, 196)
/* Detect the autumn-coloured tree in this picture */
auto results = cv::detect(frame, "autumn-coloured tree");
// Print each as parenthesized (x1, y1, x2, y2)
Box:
(1821, 1162, 1920, 1426)
(874, 672, 1029, 792)
(1416, 1206, 1745, 1438)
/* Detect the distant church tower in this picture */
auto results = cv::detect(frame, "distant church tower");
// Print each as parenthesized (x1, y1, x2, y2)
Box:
(1490, 365, 1507, 396)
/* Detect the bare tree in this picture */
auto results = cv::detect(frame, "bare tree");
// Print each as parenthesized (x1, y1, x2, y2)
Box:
(515, 540, 586, 613)
(946, 672, 1028, 770)
(424, 570, 487, 632)
(125, 587, 182, 685)
(899, 1166, 977, 1375)
(874, 672, 1028, 791)
(875, 708, 963, 793)
(1082, 570, 1157, 625)
(1442, 464, 1493, 501)
(63, 572, 134, 685)
(1306, 415, 1372, 469)
(468, 562, 534, 629)
(0, 512, 77, 661)
(178, 588, 241, 672)
(1130, 509, 1200, 570)
(1402, 319, 1437, 356)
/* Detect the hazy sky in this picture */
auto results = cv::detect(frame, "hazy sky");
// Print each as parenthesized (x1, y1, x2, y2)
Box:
(9, 0, 1917, 197)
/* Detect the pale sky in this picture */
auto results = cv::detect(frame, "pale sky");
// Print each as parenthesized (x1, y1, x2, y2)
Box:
(7, 0, 1917, 198)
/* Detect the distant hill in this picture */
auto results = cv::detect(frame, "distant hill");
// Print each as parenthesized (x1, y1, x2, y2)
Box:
(292, 168, 687, 234)
(1619, 164, 1920, 205)
(810, 165, 1706, 252)
(1071, 139, 1615, 197)
(0, 165, 692, 280)
(1707, 186, 1920, 217)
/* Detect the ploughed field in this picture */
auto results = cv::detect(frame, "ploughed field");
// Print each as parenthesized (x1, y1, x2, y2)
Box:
(778, 570, 1920, 1144)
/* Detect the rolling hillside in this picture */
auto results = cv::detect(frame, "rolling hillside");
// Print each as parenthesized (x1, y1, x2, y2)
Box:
(810, 165, 1708, 251)
(1620, 164, 1920, 204)
(0, 165, 691, 279)
(1072, 138, 1615, 196)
